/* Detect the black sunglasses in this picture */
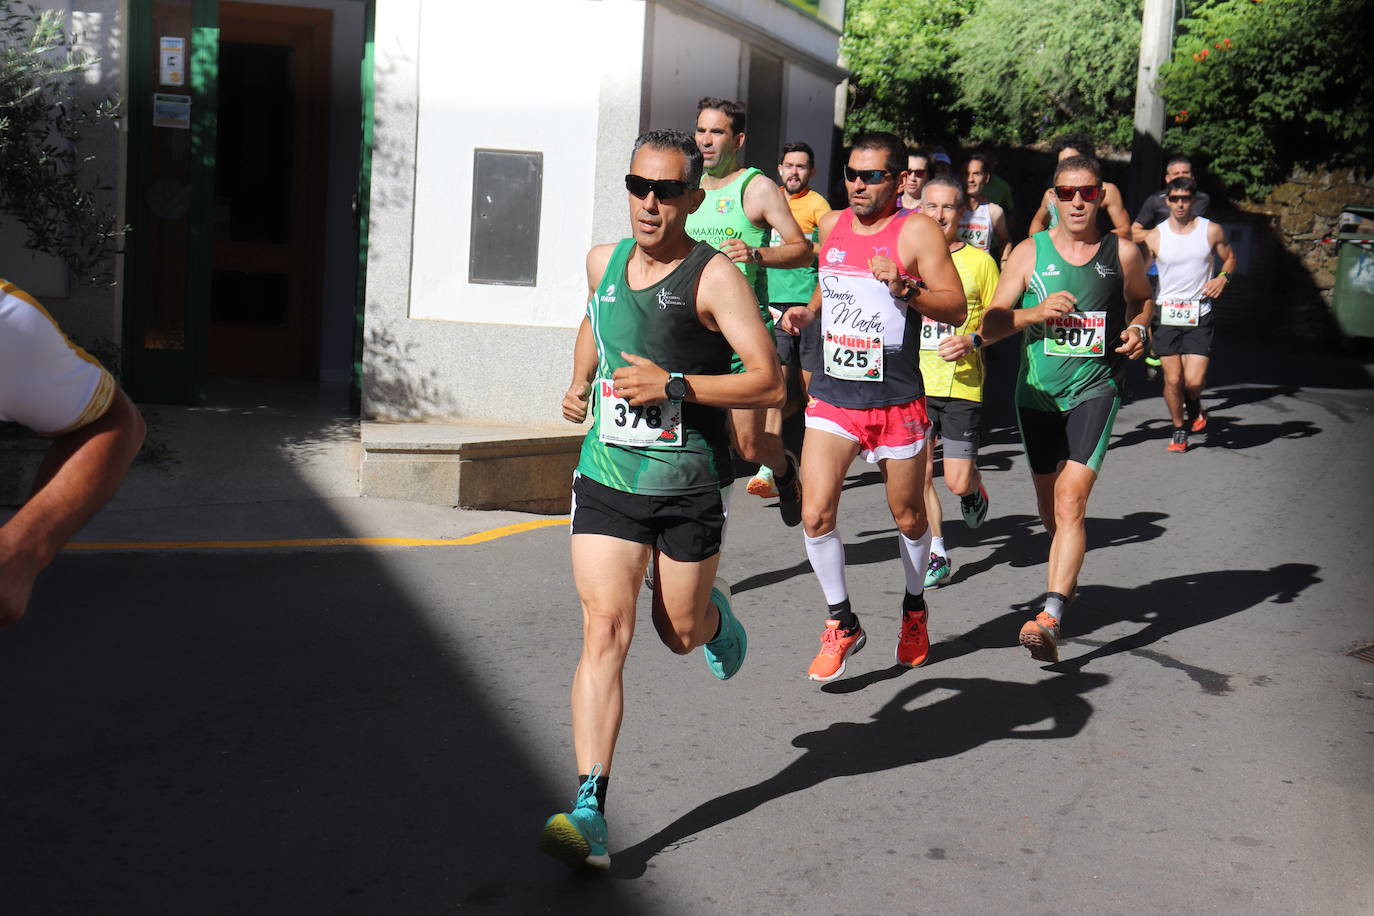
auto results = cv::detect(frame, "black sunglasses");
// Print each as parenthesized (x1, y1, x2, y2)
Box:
(1166, 194, 1194, 203)
(625, 174, 692, 200)
(843, 166, 895, 185)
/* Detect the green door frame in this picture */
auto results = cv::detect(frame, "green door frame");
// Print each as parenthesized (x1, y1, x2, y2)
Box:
(121, 0, 219, 405)
(351, 0, 376, 414)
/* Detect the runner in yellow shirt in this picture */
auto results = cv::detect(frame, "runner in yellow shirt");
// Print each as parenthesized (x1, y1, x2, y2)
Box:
(916, 177, 998, 586)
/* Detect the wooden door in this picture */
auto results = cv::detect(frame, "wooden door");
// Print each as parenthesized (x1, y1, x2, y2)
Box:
(210, 2, 331, 377)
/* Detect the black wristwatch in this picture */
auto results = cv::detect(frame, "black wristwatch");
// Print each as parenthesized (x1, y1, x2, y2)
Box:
(897, 280, 916, 302)
(969, 332, 983, 350)
(665, 372, 688, 401)
(748, 247, 763, 264)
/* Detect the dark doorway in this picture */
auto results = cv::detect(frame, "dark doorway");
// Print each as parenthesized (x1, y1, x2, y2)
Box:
(210, 2, 331, 377)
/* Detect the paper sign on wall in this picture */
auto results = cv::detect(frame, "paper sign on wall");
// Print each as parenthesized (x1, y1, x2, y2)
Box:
(160, 36, 185, 86)
(153, 93, 191, 129)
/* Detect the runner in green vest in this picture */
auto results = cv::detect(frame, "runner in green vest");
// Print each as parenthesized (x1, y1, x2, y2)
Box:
(980, 154, 1153, 664)
(687, 97, 812, 527)
(540, 128, 783, 871)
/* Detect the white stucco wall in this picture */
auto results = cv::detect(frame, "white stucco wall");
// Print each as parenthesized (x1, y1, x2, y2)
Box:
(782, 61, 837, 186)
(407, 1, 642, 331)
(645, 4, 743, 135)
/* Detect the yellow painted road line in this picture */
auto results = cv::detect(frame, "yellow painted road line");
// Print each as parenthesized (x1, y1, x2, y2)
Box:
(65, 518, 570, 552)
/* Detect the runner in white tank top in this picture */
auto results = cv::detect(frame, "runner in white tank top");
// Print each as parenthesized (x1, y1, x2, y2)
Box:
(959, 153, 1012, 264)
(1144, 177, 1236, 451)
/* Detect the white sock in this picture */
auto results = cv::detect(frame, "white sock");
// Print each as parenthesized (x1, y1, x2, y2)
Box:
(803, 530, 848, 605)
(898, 527, 933, 596)
(930, 536, 947, 559)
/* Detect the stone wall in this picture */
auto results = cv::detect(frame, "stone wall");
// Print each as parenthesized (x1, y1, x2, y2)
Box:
(1238, 167, 1374, 341)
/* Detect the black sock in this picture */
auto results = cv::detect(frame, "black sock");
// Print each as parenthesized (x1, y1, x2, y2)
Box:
(902, 591, 926, 613)
(827, 599, 858, 631)
(775, 458, 797, 485)
(710, 604, 723, 642)
(1185, 398, 1200, 418)
(578, 774, 610, 814)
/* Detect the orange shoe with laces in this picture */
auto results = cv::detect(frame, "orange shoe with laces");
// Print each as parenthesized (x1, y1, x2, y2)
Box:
(807, 618, 866, 682)
(1018, 611, 1061, 663)
(1190, 409, 1208, 433)
(895, 607, 929, 667)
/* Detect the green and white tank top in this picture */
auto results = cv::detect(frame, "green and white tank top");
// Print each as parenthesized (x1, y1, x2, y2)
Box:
(576, 239, 735, 496)
(1015, 231, 1126, 411)
(686, 167, 770, 315)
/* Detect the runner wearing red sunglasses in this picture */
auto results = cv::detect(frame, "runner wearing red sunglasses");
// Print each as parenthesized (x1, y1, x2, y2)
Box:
(978, 155, 1154, 663)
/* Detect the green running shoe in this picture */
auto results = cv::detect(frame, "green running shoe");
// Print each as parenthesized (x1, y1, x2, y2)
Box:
(539, 765, 610, 869)
(924, 553, 952, 588)
(960, 485, 990, 529)
(703, 578, 746, 679)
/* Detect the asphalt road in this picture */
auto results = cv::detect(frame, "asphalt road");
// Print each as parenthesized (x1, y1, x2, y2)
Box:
(3, 336, 1373, 914)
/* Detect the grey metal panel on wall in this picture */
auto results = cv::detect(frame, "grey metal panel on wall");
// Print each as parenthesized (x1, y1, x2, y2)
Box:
(468, 148, 543, 287)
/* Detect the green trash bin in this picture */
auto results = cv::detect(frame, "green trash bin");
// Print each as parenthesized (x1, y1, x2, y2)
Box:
(1331, 205, 1374, 339)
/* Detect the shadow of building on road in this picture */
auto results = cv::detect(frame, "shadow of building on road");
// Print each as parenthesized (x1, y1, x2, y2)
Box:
(611, 672, 1110, 879)
(0, 388, 638, 912)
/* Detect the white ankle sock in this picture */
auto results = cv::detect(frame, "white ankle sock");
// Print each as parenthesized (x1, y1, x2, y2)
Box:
(930, 536, 947, 558)
(803, 530, 848, 605)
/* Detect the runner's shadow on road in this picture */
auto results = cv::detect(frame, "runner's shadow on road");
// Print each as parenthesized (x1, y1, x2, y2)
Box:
(923, 563, 1319, 686)
(1196, 415, 1321, 451)
(950, 511, 1169, 584)
(610, 672, 1110, 879)
(1047, 563, 1321, 688)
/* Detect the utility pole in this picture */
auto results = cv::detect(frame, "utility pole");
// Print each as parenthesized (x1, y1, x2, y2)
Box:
(1129, 0, 1175, 211)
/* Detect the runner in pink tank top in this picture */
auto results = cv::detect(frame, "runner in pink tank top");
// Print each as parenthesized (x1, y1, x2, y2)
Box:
(777, 132, 967, 684)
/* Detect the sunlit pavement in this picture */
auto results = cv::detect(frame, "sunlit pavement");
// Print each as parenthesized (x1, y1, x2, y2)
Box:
(3, 336, 1372, 913)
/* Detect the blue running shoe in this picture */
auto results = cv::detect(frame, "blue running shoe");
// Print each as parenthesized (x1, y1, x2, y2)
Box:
(703, 578, 746, 679)
(960, 485, 990, 529)
(539, 765, 610, 869)
(924, 553, 952, 588)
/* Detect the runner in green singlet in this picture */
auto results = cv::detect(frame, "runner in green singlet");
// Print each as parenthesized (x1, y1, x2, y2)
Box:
(980, 155, 1153, 663)
(541, 129, 783, 870)
(688, 97, 812, 527)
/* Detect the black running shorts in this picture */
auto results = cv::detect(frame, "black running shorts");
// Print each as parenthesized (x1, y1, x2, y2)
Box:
(1016, 395, 1120, 475)
(773, 310, 821, 373)
(926, 396, 982, 460)
(1153, 308, 1215, 357)
(570, 474, 727, 563)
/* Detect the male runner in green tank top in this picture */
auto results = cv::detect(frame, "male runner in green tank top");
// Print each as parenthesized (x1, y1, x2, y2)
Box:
(688, 97, 811, 527)
(980, 155, 1152, 663)
(540, 128, 783, 871)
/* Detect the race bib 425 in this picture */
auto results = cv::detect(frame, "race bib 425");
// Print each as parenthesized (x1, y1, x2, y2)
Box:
(823, 330, 884, 381)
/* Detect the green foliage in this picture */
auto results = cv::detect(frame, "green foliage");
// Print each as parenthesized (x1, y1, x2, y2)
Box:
(841, 0, 972, 143)
(954, 0, 1142, 149)
(1161, 0, 1373, 199)
(0, 1, 122, 286)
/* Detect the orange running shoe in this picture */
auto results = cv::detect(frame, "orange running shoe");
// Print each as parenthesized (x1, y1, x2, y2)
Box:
(1018, 611, 1061, 663)
(1167, 427, 1188, 453)
(895, 607, 930, 667)
(1190, 409, 1208, 433)
(745, 472, 778, 499)
(807, 619, 866, 682)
